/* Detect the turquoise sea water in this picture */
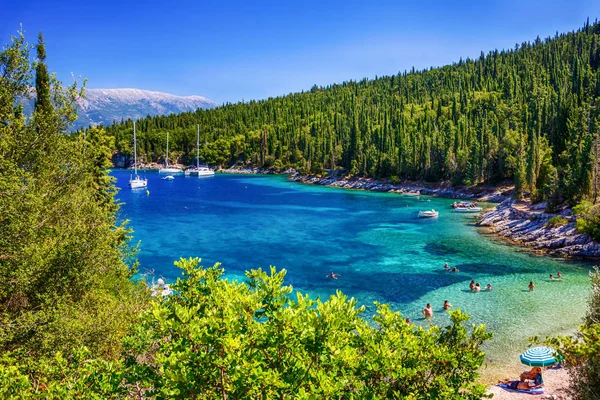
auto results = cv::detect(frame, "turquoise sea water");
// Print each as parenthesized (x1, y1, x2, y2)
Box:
(114, 170, 594, 372)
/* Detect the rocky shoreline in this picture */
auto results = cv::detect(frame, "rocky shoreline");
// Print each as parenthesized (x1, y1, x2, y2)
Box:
(478, 199, 600, 259)
(287, 173, 511, 202)
(113, 160, 600, 259)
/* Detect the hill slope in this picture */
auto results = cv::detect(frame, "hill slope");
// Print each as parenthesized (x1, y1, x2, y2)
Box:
(106, 20, 600, 208)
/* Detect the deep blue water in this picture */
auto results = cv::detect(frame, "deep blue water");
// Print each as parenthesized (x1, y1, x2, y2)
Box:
(114, 170, 593, 368)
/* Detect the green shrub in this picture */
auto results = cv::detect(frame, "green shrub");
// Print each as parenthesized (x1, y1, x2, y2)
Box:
(547, 216, 568, 228)
(121, 257, 492, 399)
(574, 202, 600, 242)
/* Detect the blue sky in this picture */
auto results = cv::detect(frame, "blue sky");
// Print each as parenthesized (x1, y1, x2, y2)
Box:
(1, 0, 598, 104)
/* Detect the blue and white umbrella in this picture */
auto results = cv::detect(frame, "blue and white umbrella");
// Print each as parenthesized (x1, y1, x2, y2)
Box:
(520, 346, 559, 367)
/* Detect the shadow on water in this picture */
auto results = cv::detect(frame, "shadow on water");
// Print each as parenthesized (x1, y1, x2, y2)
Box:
(423, 242, 458, 256)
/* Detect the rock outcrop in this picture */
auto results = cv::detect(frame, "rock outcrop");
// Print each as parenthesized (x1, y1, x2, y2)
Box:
(478, 199, 600, 259)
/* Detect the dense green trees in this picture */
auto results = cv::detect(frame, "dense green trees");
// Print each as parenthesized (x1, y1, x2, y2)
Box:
(106, 20, 600, 207)
(0, 30, 145, 365)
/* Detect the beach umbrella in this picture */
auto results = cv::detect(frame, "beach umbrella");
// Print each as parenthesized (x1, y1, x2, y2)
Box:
(519, 346, 559, 367)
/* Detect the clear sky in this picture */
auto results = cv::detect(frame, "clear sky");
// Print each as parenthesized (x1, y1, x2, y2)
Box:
(1, 0, 598, 105)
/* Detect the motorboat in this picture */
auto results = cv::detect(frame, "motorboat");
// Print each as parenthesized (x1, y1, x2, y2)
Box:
(159, 132, 184, 174)
(403, 191, 421, 196)
(161, 175, 175, 181)
(454, 206, 483, 213)
(418, 209, 439, 218)
(129, 121, 148, 189)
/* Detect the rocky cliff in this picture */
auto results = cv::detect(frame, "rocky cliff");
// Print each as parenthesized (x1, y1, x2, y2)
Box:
(478, 199, 600, 259)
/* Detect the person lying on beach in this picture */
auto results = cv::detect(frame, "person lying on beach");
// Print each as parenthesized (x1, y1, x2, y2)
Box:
(498, 379, 542, 391)
(422, 303, 433, 318)
(474, 283, 481, 292)
(443, 300, 452, 310)
(326, 271, 340, 279)
(529, 281, 535, 291)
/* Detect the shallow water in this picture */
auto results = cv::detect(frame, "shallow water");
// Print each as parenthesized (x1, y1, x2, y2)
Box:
(114, 170, 594, 372)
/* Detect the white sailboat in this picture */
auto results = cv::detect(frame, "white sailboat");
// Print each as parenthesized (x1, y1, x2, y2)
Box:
(159, 132, 183, 174)
(129, 121, 148, 189)
(185, 125, 215, 177)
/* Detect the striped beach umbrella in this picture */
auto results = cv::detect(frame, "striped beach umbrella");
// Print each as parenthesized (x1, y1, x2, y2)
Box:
(520, 346, 559, 367)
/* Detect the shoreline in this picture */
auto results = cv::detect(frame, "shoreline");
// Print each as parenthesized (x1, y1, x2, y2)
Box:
(478, 199, 600, 260)
(117, 164, 600, 260)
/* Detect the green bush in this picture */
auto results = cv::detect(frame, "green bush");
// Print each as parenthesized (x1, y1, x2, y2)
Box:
(574, 202, 600, 242)
(120, 257, 492, 399)
(546, 216, 568, 228)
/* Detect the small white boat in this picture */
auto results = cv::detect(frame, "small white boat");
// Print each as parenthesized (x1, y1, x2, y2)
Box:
(418, 209, 439, 218)
(151, 278, 173, 297)
(159, 132, 184, 174)
(129, 122, 148, 189)
(162, 175, 175, 181)
(454, 206, 483, 213)
(403, 191, 421, 197)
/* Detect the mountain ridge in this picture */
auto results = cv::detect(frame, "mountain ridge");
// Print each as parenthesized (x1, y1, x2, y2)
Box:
(22, 88, 217, 129)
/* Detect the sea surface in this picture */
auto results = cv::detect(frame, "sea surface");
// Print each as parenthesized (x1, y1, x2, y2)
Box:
(114, 170, 594, 374)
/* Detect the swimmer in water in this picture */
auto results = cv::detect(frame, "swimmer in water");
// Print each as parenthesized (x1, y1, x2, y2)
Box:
(529, 281, 535, 291)
(451, 267, 459, 273)
(326, 271, 340, 279)
(556, 271, 562, 279)
(486, 284, 492, 291)
(444, 263, 450, 270)
(422, 303, 433, 318)
(469, 280, 475, 291)
(443, 300, 452, 310)
(474, 283, 481, 292)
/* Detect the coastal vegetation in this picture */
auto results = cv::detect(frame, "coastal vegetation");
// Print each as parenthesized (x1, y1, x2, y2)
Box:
(1, 28, 492, 399)
(3, 22, 600, 398)
(106, 20, 600, 212)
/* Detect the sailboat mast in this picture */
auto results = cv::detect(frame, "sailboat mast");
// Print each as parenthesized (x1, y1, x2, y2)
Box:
(196, 124, 200, 168)
(133, 121, 137, 176)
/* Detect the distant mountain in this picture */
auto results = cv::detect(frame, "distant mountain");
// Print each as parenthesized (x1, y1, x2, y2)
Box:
(75, 88, 217, 129)
(21, 88, 217, 129)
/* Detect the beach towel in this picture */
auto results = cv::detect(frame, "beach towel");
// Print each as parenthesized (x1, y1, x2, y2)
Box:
(498, 383, 545, 395)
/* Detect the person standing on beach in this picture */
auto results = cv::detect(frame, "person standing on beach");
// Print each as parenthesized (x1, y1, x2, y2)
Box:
(529, 281, 535, 291)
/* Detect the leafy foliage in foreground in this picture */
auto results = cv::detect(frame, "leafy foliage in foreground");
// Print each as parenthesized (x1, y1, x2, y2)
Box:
(0, 30, 146, 363)
(107, 20, 600, 206)
(0, 258, 492, 399)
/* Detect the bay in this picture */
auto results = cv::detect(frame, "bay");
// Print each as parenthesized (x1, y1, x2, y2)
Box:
(114, 170, 593, 374)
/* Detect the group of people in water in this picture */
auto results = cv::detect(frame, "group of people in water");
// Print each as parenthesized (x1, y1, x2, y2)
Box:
(469, 280, 492, 292)
(327, 264, 565, 322)
(528, 271, 562, 291)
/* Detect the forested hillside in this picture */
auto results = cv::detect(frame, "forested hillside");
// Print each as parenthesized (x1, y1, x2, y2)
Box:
(107, 19, 600, 207)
